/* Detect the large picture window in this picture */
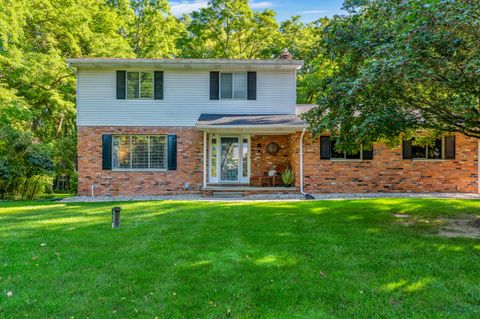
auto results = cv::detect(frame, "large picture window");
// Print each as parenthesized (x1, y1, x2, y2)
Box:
(220, 72, 247, 99)
(112, 135, 167, 170)
(127, 72, 153, 99)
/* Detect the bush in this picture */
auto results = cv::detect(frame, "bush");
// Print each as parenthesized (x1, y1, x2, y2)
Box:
(69, 172, 78, 194)
(0, 124, 55, 200)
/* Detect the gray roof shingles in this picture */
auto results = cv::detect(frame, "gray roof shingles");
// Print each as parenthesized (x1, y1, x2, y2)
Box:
(196, 114, 306, 127)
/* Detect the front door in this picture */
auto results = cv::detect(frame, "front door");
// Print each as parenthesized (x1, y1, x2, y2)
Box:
(209, 134, 250, 183)
(220, 137, 240, 182)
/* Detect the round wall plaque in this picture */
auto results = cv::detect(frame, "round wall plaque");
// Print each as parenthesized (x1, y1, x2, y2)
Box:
(266, 142, 280, 155)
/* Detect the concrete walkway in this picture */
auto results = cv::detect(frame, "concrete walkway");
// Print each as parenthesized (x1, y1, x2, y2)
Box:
(61, 192, 480, 202)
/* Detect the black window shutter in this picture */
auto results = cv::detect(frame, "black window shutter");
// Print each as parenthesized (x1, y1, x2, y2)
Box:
(320, 136, 331, 160)
(167, 134, 177, 170)
(402, 140, 413, 159)
(247, 71, 257, 100)
(154, 71, 163, 100)
(102, 134, 112, 170)
(444, 136, 456, 159)
(210, 72, 219, 100)
(362, 147, 373, 160)
(116, 71, 126, 99)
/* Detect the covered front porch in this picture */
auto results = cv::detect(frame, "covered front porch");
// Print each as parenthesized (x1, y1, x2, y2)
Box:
(196, 114, 306, 194)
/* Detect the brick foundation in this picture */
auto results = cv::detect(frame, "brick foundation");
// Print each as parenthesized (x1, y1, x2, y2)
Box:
(297, 133, 478, 193)
(78, 127, 203, 196)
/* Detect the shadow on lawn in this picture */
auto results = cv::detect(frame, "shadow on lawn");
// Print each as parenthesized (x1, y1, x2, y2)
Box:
(1, 199, 479, 236)
(1, 199, 479, 317)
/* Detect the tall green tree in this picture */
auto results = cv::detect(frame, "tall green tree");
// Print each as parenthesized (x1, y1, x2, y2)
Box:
(179, 0, 280, 58)
(275, 17, 328, 104)
(109, 0, 184, 58)
(303, 0, 480, 152)
(0, 0, 133, 193)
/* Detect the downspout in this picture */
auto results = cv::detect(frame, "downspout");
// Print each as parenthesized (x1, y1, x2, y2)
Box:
(299, 128, 306, 195)
(478, 140, 480, 194)
(203, 131, 207, 190)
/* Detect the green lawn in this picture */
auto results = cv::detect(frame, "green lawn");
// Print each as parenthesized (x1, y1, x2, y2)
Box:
(0, 199, 479, 318)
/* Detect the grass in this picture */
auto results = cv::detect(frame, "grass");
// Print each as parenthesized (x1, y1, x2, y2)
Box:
(0, 199, 479, 318)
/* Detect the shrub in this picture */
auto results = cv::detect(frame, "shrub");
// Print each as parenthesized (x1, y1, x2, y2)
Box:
(69, 172, 78, 194)
(0, 124, 55, 200)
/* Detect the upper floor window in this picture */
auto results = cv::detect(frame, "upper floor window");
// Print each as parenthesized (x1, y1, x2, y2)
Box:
(127, 72, 153, 99)
(112, 135, 167, 170)
(220, 72, 247, 99)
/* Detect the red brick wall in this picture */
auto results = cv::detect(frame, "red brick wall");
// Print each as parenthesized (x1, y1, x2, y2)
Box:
(78, 127, 478, 195)
(77, 127, 203, 196)
(250, 135, 292, 178)
(296, 133, 478, 193)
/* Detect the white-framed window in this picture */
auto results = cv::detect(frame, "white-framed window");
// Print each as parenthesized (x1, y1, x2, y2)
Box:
(127, 72, 153, 99)
(112, 135, 167, 170)
(220, 72, 247, 99)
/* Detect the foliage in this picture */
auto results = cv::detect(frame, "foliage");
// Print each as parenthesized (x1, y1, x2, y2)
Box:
(0, 124, 55, 199)
(280, 167, 294, 186)
(0, 0, 133, 196)
(0, 199, 479, 317)
(108, 0, 183, 58)
(179, 0, 280, 59)
(69, 171, 78, 194)
(303, 0, 480, 152)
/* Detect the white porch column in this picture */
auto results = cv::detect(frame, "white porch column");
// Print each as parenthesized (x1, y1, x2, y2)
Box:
(478, 139, 480, 194)
(203, 131, 207, 189)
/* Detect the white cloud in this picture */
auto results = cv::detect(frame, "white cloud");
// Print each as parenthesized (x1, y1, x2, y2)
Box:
(169, 0, 274, 16)
(298, 9, 329, 14)
(250, 1, 273, 9)
(169, 1, 208, 16)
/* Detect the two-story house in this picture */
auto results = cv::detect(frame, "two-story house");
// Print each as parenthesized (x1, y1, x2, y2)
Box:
(68, 53, 479, 196)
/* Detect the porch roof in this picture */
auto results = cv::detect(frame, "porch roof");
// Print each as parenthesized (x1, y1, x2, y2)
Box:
(195, 114, 306, 133)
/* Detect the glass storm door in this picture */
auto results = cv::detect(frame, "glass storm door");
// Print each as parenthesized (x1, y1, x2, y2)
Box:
(220, 137, 240, 182)
(209, 135, 250, 184)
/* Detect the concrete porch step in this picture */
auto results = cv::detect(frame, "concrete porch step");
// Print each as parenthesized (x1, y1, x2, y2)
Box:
(211, 192, 244, 198)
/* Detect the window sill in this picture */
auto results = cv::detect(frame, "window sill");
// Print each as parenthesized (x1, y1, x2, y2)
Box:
(112, 169, 168, 172)
(412, 159, 447, 162)
(329, 159, 367, 162)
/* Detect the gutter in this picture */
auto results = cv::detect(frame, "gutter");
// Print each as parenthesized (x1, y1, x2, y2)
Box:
(195, 124, 306, 130)
(299, 128, 306, 195)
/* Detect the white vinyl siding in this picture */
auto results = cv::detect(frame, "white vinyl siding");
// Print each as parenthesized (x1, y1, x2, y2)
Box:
(76, 70, 296, 126)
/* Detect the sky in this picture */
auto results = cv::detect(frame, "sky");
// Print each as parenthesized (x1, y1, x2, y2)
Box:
(169, 0, 346, 22)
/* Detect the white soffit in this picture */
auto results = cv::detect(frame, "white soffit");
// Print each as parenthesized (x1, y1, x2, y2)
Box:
(67, 58, 304, 71)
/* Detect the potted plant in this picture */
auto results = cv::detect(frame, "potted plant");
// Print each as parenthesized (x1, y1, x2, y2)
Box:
(280, 167, 294, 187)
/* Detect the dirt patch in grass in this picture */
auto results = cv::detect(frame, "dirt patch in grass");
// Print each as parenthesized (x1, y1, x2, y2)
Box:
(438, 215, 480, 239)
(393, 213, 480, 239)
